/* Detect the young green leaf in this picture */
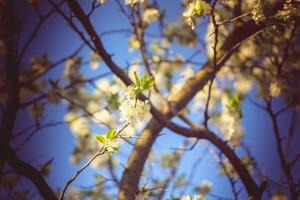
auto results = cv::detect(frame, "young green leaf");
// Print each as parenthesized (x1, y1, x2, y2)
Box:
(108, 151, 113, 156)
(194, 1, 204, 16)
(141, 74, 147, 86)
(144, 77, 155, 89)
(96, 135, 106, 144)
(134, 71, 140, 87)
(106, 128, 116, 140)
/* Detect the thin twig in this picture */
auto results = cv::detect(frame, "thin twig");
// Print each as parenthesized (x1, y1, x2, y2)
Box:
(58, 147, 106, 200)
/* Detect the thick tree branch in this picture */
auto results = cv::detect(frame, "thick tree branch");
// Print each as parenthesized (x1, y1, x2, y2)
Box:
(0, 0, 20, 176)
(0, 145, 57, 200)
(164, 122, 261, 199)
(0, 2, 56, 199)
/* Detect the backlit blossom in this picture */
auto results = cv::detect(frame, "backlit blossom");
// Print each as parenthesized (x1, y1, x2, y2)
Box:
(276, 0, 300, 21)
(269, 81, 281, 97)
(104, 138, 121, 153)
(65, 113, 90, 137)
(251, 0, 266, 24)
(182, 0, 209, 30)
(125, 0, 144, 6)
(128, 36, 141, 52)
(119, 98, 150, 124)
(198, 179, 212, 195)
(143, 7, 160, 24)
(124, 85, 137, 99)
(89, 51, 102, 70)
(183, 3, 196, 30)
(271, 192, 288, 200)
(219, 111, 244, 147)
(181, 194, 204, 200)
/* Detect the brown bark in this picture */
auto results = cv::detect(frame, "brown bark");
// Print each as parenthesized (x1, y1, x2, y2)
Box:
(0, 145, 57, 200)
(164, 123, 261, 199)
(0, 1, 56, 199)
(118, 119, 163, 199)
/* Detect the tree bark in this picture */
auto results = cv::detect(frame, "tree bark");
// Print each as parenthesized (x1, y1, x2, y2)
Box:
(118, 119, 163, 199)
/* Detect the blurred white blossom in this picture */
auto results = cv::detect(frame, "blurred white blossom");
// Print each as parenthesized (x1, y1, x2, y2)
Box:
(269, 81, 281, 97)
(181, 194, 204, 200)
(143, 7, 160, 24)
(125, 0, 139, 6)
(198, 179, 212, 195)
(104, 138, 121, 153)
(89, 51, 102, 70)
(65, 113, 90, 137)
(251, 0, 266, 24)
(124, 85, 137, 99)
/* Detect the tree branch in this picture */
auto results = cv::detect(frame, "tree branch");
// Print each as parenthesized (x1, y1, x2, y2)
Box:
(1, 145, 56, 200)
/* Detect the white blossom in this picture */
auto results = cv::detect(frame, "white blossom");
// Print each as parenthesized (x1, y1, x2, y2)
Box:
(124, 0, 145, 6)
(183, 2, 196, 30)
(269, 81, 281, 97)
(251, 0, 266, 24)
(98, 0, 107, 4)
(119, 98, 150, 124)
(271, 192, 288, 200)
(87, 102, 116, 126)
(124, 85, 137, 99)
(128, 36, 141, 52)
(65, 113, 90, 137)
(104, 138, 121, 153)
(143, 8, 160, 24)
(180, 66, 194, 79)
(198, 179, 212, 195)
(89, 51, 102, 70)
(181, 194, 204, 200)
(276, 0, 300, 21)
(219, 111, 244, 147)
(234, 77, 253, 94)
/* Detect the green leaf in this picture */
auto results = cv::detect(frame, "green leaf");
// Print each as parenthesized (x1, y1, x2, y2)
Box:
(228, 94, 244, 119)
(170, 196, 180, 200)
(194, 1, 204, 16)
(229, 98, 236, 108)
(96, 135, 106, 144)
(106, 128, 116, 140)
(108, 93, 120, 109)
(141, 74, 147, 87)
(134, 71, 140, 87)
(145, 77, 155, 89)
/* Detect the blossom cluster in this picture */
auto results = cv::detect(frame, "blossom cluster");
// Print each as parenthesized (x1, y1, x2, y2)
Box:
(95, 72, 153, 155)
(119, 73, 152, 124)
(119, 98, 150, 124)
(182, 0, 210, 30)
(276, 0, 300, 21)
(251, 0, 266, 24)
(143, 7, 160, 24)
